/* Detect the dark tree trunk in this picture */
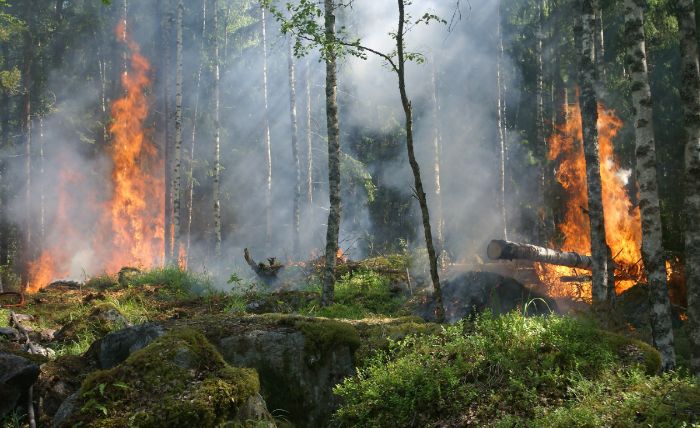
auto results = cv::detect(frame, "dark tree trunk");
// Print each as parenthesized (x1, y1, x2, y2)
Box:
(579, 0, 612, 306)
(321, 0, 341, 307)
(396, 0, 444, 322)
(676, 0, 700, 379)
(287, 42, 301, 257)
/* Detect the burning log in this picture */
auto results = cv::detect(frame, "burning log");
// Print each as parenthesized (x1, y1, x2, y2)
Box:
(243, 248, 284, 277)
(487, 239, 593, 270)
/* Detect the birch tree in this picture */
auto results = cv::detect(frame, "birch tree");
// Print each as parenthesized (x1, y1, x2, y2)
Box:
(261, 6, 273, 250)
(186, 0, 207, 262)
(579, 0, 611, 306)
(623, 0, 675, 370)
(320, 0, 341, 306)
(496, 0, 508, 241)
(287, 41, 301, 257)
(305, 57, 313, 207)
(213, 0, 222, 257)
(676, 0, 700, 378)
(172, 0, 183, 263)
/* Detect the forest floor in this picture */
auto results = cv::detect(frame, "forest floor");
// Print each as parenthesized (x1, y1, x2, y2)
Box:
(0, 256, 699, 427)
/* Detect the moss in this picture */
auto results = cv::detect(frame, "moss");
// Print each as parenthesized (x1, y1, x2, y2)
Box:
(598, 330, 661, 374)
(296, 318, 361, 359)
(353, 317, 441, 365)
(62, 328, 260, 428)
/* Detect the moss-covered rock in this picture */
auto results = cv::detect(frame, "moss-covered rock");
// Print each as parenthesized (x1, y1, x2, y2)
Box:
(58, 328, 267, 428)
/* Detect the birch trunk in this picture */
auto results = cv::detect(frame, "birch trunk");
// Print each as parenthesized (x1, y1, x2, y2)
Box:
(305, 57, 313, 206)
(624, 0, 676, 370)
(213, 0, 222, 257)
(676, 0, 700, 378)
(536, 0, 547, 245)
(261, 7, 273, 250)
(162, 0, 174, 263)
(39, 115, 45, 245)
(579, 0, 611, 306)
(592, 0, 606, 81)
(430, 59, 445, 259)
(397, 0, 444, 322)
(496, 0, 508, 240)
(288, 42, 301, 257)
(22, 17, 33, 265)
(186, 0, 207, 263)
(172, 0, 183, 263)
(321, 0, 341, 307)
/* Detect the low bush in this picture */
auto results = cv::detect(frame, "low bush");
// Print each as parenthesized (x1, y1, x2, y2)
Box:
(332, 312, 695, 427)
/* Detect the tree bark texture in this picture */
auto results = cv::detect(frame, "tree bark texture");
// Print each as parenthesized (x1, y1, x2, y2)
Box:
(579, 0, 611, 306)
(623, 0, 676, 371)
(321, 0, 341, 307)
(287, 41, 301, 257)
(397, 0, 444, 322)
(676, 0, 700, 378)
(592, 0, 606, 81)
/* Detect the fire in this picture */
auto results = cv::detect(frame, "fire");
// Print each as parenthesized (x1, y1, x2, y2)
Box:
(26, 23, 163, 292)
(538, 99, 642, 299)
(100, 21, 164, 272)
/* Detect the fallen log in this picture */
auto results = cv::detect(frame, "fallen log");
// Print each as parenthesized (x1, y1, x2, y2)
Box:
(244, 248, 284, 277)
(487, 239, 593, 270)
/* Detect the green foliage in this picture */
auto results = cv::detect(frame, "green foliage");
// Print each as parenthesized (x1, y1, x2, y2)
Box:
(333, 312, 672, 427)
(126, 266, 214, 297)
(532, 370, 700, 427)
(341, 152, 377, 203)
(84, 273, 118, 290)
(302, 269, 406, 319)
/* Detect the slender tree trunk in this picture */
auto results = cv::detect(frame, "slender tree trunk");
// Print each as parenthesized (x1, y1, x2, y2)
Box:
(536, 0, 547, 245)
(592, 0, 606, 81)
(624, 0, 676, 370)
(676, 0, 700, 379)
(287, 42, 301, 257)
(496, 1, 508, 240)
(213, 0, 222, 256)
(430, 58, 445, 260)
(160, 0, 174, 263)
(305, 57, 313, 207)
(38, 116, 45, 245)
(579, 0, 611, 306)
(321, 0, 341, 307)
(261, 7, 273, 250)
(186, 0, 207, 263)
(397, 0, 444, 322)
(21, 19, 33, 268)
(172, 0, 183, 263)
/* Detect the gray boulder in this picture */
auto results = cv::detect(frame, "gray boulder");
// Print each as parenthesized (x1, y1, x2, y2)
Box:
(90, 322, 164, 369)
(0, 352, 40, 419)
(417, 271, 558, 322)
(217, 321, 356, 428)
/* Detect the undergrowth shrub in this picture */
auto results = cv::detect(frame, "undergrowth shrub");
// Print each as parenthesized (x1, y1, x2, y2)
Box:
(332, 312, 691, 427)
(302, 269, 405, 319)
(127, 266, 213, 297)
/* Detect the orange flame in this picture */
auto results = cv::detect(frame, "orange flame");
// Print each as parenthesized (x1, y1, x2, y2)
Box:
(537, 99, 642, 299)
(26, 23, 163, 292)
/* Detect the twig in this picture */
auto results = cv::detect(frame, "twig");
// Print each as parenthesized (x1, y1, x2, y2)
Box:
(27, 386, 36, 428)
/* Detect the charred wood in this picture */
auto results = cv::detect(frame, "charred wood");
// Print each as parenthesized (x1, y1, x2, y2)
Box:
(244, 248, 284, 277)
